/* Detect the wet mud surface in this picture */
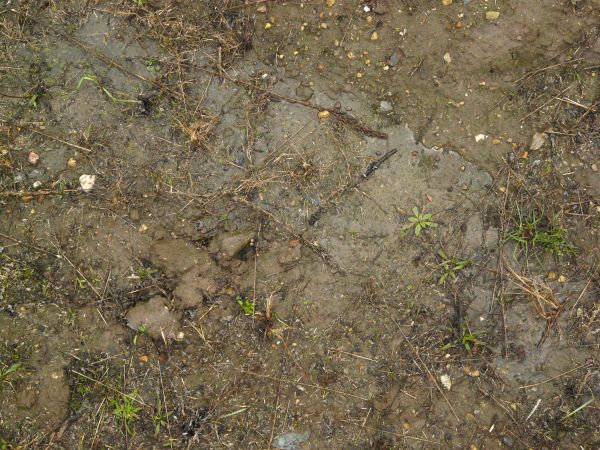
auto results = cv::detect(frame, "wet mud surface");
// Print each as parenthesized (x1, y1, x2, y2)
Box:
(1, 1, 600, 448)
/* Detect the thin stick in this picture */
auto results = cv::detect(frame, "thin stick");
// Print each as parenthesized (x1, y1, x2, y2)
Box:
(520, 84, 573, 121)
(525, 398, 542, 421)
(333, 348, 377, 362)
(557, 97, 596, 111)
(519, 363, 593, 389)
(562, 396, 595, 421)
(0, 120, 94, 153)
(71, 370, 150, 407)
(0, 232, 57, 257)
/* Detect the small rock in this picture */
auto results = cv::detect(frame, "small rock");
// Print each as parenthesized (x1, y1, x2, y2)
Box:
(530, 132, 547, 150)
(32, 180, 42, 189)
(485, 11, 500, 21)
(379, 100, 393, 112)
(295, 85, 313, 101)
(443, 0, 452, 5)
(28, 151, 40, 166)
(125, 296, 181, 340)
(389, 48, 405, 66)
(218, 231, 255, 259)
(558, 274, 567, 283)
(273, 432, 310, 450)
(443, 52, 452, 64)
(475, 134, 487, 142)
(592, 163, 598, 172)
(440, 374, 452, 390)
(318, 110, 331, 119)
(502, 435, 514, 447)
(79, 174, 96, 191)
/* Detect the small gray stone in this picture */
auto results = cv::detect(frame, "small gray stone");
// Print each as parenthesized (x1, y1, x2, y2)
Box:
(380, 101, 393, 112)
(295, 85, 313, 101)
(502, 435, 514, 447)
(218, 231, 255, 259)
(273, 432, 310, 450)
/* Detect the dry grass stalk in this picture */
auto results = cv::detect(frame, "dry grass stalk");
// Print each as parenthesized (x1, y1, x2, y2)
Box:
(505, 263, 561, 321)
(175, 111, 219, 151)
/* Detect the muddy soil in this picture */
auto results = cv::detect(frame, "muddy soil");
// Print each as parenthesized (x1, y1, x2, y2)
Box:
(1, 1, 600, 449)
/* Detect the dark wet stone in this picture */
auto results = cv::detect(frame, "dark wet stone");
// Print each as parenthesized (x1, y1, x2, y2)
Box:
(295, 84, 313, 100)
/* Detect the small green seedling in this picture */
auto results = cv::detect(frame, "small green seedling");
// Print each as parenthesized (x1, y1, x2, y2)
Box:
(0, 363, 21, 383)
(145, 57, 161, 72)
(405, 207, 437, 236)
(507, 206, 575, 256)
(441, 322, 486, 353)
(135, 267, 157, 279)
(133, 324, 147, 350)
(153, 397, 172, 437)
(28, 93, 40, 108)
(460, 322, 486, 353)
(112, 392, 141, 436)
(438, 250, 471, 285)
(237, 295, 255, 315)
(77, 74, 139, 104)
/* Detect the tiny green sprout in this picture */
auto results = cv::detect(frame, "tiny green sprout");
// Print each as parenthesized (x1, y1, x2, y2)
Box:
(506, 206, 575, 256)
(406, 206, 437, 236)
(135, 267, 157, 279)
(28, 93, 39, 108)
(145, 57, 161, 72)
(460, 322, 486, 353)
(153, 397, 171, 437)
(112, 392, 141, 436)
(237, 295, 255, 315)
(0, 363, 22, 383)
(438, 250, 471, 285)
(76, 74, 139, 104)
(133, 324, 147, 350)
